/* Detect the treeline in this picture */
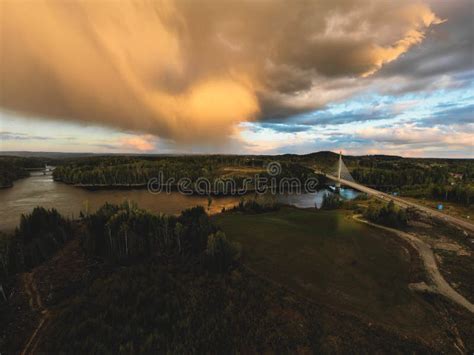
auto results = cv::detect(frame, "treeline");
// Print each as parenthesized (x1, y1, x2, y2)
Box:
(351, 164, 452, 187)
(53, 158, 221, 186)
(0, 156, 44, 187)
(364, 201, 410, 228)
(1, 202, 240, 278)
(0, 202, 241, 305)
(350, 158, 474, 206)
(226, 199, 280, 214)
(83, 202, 240, 271)
(430, 184, 473, 206)
(53, 156, 315, 193)
(320, 193, 343, 210)
(349, 156, 473, 180)
(0, 207, 72, 292)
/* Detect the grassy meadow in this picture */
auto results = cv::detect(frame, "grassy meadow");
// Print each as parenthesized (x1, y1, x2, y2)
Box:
(213, 207, 442, 336)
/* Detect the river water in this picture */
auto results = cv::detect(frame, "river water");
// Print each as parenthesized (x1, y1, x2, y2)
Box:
(0, 172, 358, 231)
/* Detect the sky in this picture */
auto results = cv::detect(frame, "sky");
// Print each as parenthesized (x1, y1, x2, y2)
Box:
(0, 0, 473, 157)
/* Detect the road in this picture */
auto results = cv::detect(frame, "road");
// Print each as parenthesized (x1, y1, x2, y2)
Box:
(324, 173, 474, 233)
(21, 273, 50, 355)
(353, 215, 474, 315)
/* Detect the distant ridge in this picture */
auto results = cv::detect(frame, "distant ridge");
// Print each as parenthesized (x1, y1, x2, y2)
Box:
(0, 151, 175, 159)
(0, 151, 97, 159)
(0, 151, 471, 160)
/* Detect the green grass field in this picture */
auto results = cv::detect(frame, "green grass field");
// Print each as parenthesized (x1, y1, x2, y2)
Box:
(213, 207, 442, 336)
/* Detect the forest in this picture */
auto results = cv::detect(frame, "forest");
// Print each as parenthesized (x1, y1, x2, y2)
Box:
(52, 155, 317, 193)
(1, 201, 441, 353)
(51, 153, 474, 206)
(364, 200, 410, 228)
(0, 156, 44, 187)
(347, 157, 474, 206)
(82, 202, 240, 271)
(320, 192, 343, 210)
(2, 152, 473, 205)
(0, 203, 239, 288)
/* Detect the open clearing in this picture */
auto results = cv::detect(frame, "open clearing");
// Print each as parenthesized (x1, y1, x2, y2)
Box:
(213, 207, 446, 337)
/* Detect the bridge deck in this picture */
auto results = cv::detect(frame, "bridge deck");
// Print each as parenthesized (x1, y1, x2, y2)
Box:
(324, 173, 474, 233)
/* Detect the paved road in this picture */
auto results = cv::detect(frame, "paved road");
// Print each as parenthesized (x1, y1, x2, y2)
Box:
(324, 174, 474, 233)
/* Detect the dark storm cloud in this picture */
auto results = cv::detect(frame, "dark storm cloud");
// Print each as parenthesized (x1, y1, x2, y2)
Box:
(419, 102, 474, 126)
(300, 108, 393, 127)
(377, 0, 473, 82)
(257, 123, 310, 133)
(0, 0, 443, 142)
(249, 103, 395, 136)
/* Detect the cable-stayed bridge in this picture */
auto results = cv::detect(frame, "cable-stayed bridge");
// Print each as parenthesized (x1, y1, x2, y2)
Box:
(329, 152, 355, 186)
(316, 152, 474, 233)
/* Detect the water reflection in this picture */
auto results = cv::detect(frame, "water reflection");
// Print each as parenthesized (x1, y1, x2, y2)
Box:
(0, 174, 358, 231)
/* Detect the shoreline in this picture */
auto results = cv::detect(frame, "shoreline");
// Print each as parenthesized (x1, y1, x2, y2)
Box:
(52, 178, 329, 196)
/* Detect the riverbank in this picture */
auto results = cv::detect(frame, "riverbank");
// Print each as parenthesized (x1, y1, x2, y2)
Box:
(53, 179, 149, 190)
(53, 177, 321, 196)
(1, 173, 347, 231)
(0, 173, 33, 189)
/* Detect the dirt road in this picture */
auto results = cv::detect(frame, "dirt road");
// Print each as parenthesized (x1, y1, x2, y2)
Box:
(20, 273, 50, 355)
(353, 215, 474, 314)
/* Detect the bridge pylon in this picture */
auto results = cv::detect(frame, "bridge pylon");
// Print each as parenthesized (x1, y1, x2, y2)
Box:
(327, 151, 355, 188)
(335, 151, 342, 188)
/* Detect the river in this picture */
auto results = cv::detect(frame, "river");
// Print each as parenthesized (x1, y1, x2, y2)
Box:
(0, 172, 359, 231)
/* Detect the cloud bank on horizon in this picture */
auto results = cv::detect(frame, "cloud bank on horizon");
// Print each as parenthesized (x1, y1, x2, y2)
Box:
(1, 0, 445, 143)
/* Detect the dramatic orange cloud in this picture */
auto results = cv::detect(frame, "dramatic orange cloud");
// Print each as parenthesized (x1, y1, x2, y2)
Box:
(0, 0, 442, 142)
(122, 135, 155, 152)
